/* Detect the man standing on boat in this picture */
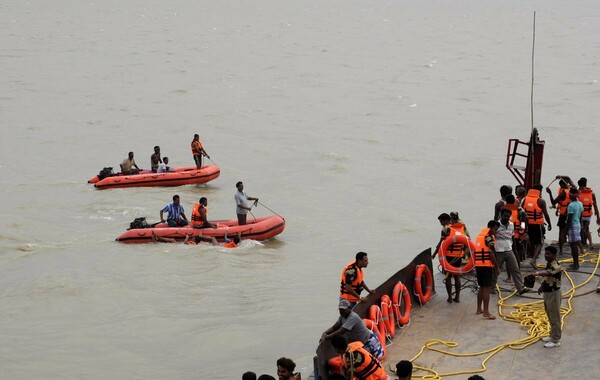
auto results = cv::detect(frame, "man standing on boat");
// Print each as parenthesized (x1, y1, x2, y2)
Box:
(120, 151, 140, 175)
(474, 221, 501, 319)
(566, 187, 584, 270)
(523, 185, 552, 268)
(191, 133, 210, 169)
(493, 185, 513, 221)
(339, 252, 376, 308)
(151, 145, 162, 173)
(235, 181, 259, 226)
(495, 208, 531, 295)
(546, 176, 575, 255)
(320, 299, 384, 360)
(160, 194, 189, 227)
(577, 177, 600, 248)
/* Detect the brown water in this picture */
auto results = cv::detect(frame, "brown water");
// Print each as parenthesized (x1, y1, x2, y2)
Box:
(1, 1, 599, 378)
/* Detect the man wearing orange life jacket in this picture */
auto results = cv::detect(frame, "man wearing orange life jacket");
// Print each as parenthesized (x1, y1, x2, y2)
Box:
(546, 176, 575, 255)
(493, 185, 513, 221)
(432, 212, 469, 303)
(191, 133, 210, 169)
(223, 231, 241, 248)
(474, 221, 501, 320)
(578, 177, 600, 247)
(522, 185, 552, 268)
(191, 197, 217, 229)
(331, 336, 389, 380)
(503, 194, 528, 263)
(340, 252, 375, 309)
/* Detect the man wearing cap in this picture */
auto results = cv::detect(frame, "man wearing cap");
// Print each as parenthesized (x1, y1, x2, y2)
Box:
(320, 299, 384, 359)
(339, 252, 375, 308)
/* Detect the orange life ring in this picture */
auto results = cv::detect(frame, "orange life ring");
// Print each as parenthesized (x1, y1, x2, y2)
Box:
(414, 264, 433, 305)
(391, 281, 411, 326)
(439, 234, 476, 275)
(380, 295, 395, 338)
(368, 305, 387, 347)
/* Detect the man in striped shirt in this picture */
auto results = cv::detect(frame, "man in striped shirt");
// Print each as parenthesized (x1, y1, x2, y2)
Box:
(160, 195, 189, 227)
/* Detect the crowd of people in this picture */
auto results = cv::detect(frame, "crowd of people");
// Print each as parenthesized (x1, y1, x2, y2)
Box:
(306, 177, 596, 379)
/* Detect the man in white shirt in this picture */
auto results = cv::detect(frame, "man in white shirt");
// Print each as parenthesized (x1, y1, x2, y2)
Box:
(157, 157, 170, 173)
(496, 208, 531, 295)
(235, 181, 258, 225)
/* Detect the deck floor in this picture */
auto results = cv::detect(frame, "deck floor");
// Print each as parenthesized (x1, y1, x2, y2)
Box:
(384, 248, 600, 379)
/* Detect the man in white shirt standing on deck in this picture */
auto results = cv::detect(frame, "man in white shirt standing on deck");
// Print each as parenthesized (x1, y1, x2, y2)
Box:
(235, 181, 258, 225)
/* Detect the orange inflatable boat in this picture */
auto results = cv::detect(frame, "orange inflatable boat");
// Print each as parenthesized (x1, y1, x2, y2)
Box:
(115, 215, 285, 243)
(88, 165, 220, 189)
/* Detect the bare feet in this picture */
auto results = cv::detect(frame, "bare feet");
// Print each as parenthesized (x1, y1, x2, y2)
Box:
(476, 310, 483, 315)
(529, 260, 537, 269)
(482, 313, 496, 320)
(447, 298, 453, 303)
(505, 277, 513, 283)
(453, 297, 460, 303)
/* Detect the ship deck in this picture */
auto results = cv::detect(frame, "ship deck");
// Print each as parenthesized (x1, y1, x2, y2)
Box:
(384, 247, 600, 379)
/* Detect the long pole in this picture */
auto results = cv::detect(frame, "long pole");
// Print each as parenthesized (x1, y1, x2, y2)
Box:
(531, 11, 536, 132)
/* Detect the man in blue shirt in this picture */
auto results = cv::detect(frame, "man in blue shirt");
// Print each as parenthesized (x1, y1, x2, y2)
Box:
(567, 188, 584, 269)
(160, 194, 189, 227)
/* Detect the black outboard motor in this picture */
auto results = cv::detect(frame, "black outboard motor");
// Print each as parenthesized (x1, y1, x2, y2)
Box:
(97, 167, 115, 180)
(129, 217, 150, 230)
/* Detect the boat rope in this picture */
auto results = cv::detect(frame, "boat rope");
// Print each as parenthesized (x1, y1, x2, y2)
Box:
(257, 200, 284, 219)
(398, 248, 599, 379)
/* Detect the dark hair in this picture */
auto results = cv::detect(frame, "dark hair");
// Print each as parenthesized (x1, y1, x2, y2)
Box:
(276, 357, 296, 373)
(500, 207, 512, 217)
(504, 194, 515, 204)
(515, 185, 526, 196)
(200, 197, 207, 204)
(467, 376, 486, 380)
(395, 360, 413, 377)
(331, 335, 348, 349)
(154, 145, 160, 150)
(194, 236, 202, 244)
(438, 213, 451, 221)
(257, 376, 276, 380)
(569, 188, 579, 195)
(233, 236, 241, 244)
(578, 177, 587, 187)
(487, 220, 500, 228)
(128, 151, 134, 155)
(328, 374, 347, 380)
(545, 246, 558, 255)
(163, 156, 169, 161)
(236, 181, 243, 188)
(194, 133, 199, 138)
(173, 195, 180, 201)
(242, 371, 257, 380)
(355, 251, 368, 261)
(533, 184, 543, 191)
(500, 185, 513, 197)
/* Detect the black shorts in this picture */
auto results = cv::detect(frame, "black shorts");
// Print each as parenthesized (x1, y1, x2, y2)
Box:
(475, 267, 494, 287)
(527, 224, 545, 245)
(557, 214, 567, 228)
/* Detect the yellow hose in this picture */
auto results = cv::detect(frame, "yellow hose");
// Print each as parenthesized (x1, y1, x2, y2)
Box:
(399, 249, 600, 379)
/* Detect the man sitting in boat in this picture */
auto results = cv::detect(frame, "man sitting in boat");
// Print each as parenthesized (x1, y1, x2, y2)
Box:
(320, 299, 384, 360)
(157, 157, 171, 173)
(330, 336, 389, 380)
(191, 197, 217, 229)
(151, 145, 162, 173)
(160, 194, 189, 227)
(120, 152, 140, 175)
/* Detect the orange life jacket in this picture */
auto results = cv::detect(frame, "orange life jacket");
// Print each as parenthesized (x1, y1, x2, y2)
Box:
(344, 342, 387, 380)
(580, 188, 595, 217)
(504, 203, 525, 238)
(191, 140, 203, 156)
(446, 223, 467, 258)
(223, 240, 237, 248)
(474, 228, 495, 267)
(191, 204, 207, 227)
(557, 186, 571, 216)
(523, 189, 544, 225)
(340, 261, 364, 302)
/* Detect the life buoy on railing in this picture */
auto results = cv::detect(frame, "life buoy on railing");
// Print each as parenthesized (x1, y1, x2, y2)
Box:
(414, 264, 433, 305)
(380, 295, 395, 338)
(392, 281, 411, 326)
(439, 233, 476, 275)
(362, 318, 386, 362)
